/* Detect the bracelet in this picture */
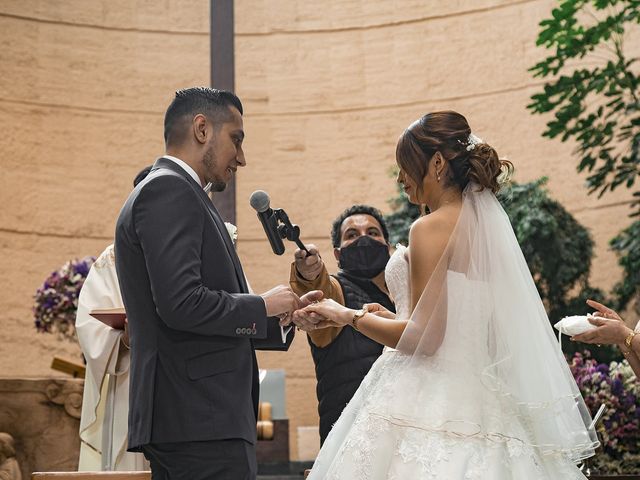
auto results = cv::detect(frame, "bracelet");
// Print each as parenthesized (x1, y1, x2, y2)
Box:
(624, 330, 638, 350)
(351, 308, 366, 331)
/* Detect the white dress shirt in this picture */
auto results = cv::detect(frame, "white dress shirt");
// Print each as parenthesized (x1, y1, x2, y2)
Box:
(163, 155, 212, 191)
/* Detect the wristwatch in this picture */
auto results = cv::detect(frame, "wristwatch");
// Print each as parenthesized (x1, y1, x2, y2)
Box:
(351, 308, 367, 331)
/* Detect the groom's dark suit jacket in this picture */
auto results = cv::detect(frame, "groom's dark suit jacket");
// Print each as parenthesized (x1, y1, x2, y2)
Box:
(115, 157, 292, 451)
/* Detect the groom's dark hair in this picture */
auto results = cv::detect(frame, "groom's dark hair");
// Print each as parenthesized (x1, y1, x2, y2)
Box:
(133, 165, 153, 187)
(164, 87, 243, 146)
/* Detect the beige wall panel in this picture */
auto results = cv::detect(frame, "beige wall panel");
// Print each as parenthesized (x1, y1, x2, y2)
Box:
(236, 0, 525, 33)
(0, 102, 164, 237)
(1, 312, 82, 377)
(0, 1, 212, 383)
(235, 113, 401, 240)
(236, 86, 634, 242)
(236, 0, 552, 116)
(279, 376, 320, 461)
(237, 237, 338, 295)
(236, 237, 297, 294)
(1, 0, 209, 32)
(0, 15, 208, 112)
(0, 231, 111, 376)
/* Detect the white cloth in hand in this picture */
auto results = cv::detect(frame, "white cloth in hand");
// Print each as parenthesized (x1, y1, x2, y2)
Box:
(554, 315, 598, 336)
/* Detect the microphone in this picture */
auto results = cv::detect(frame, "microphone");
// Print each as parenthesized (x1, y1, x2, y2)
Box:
(250, 190, 286, 255)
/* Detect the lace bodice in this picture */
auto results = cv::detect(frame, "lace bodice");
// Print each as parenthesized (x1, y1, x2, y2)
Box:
(385, 244, 410, 320)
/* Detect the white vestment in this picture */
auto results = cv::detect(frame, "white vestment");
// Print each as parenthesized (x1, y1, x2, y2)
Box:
(76, 244, 147, 471)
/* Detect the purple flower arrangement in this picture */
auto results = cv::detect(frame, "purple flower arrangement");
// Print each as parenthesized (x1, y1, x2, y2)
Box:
(33, 256, 95, 340)
(569, 351, 640, 473)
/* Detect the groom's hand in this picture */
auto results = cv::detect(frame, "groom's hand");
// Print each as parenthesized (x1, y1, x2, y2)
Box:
(286, 290, 324, 330)
(261, 285, 301, 324)
(291, 308, 327, 332)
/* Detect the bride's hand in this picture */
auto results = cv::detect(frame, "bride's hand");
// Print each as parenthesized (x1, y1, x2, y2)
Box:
(363, 303, 396, 320)
(302, 299, 355, 327)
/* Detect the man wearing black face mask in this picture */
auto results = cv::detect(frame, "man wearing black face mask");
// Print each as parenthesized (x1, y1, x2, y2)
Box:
(289, 205, 395, 445)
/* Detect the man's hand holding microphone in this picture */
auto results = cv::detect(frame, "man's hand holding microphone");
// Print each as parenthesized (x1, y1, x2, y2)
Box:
(249, 190, 334, 331)
(294, 244, 323, 281)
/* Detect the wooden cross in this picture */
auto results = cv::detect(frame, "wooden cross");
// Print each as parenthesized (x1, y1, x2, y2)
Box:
(210, 0, 236, 224)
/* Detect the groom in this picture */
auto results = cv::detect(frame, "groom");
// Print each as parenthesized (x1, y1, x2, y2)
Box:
(115, 87, 318, 480)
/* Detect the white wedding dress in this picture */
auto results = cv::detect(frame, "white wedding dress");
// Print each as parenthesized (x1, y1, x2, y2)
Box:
(308, 239, 594, 479)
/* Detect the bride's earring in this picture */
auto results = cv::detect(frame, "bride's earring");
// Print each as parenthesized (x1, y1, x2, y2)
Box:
(437, 172, 441, 182)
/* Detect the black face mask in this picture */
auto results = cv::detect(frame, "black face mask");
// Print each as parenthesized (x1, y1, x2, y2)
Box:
(338, 235, 390, 279)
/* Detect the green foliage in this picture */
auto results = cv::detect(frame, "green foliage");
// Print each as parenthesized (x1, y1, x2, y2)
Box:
(529, 0, 640, 310)
(528, 0, 640, 203)
(384, 178, 606, 325)
(610, 220, 640, 309)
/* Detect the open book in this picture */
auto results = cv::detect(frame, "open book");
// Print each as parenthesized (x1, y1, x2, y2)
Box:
(89, 307, 127, 330)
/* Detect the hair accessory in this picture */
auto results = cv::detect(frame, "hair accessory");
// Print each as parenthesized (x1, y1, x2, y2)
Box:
(465, 133, 483, 151)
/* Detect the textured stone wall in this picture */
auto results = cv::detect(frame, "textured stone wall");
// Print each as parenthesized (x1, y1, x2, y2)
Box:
(1, 0, 636, 460)
(0, 0, 209, 373)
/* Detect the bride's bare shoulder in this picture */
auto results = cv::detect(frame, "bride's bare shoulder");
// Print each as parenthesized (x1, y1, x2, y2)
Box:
(409, 208, 457, 242)
(407, 209, 458, 304)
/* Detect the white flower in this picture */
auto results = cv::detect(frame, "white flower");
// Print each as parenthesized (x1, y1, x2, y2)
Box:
(466, 133, 484, 151)
(224, 222, 238, 244)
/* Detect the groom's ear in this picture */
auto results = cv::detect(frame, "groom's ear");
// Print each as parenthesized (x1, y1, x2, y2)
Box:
(193, 114, 208, 145)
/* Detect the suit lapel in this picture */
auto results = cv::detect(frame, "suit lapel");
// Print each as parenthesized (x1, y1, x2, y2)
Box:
(151, 157, 249, 293)
(203, 195, 250, 293)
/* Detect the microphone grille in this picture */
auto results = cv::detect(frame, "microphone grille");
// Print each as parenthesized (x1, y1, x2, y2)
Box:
(249, 190, 271, 213)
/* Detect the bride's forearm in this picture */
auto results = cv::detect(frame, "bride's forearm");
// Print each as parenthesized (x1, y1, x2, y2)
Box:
(618, 335, 640, 378)
(619, 344, 640, 378)
(354, 312, 407, 348)
(617, 329, 640, 378)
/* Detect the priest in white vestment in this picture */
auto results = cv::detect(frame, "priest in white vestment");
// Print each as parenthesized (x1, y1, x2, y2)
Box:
(76, 244, 148, 471)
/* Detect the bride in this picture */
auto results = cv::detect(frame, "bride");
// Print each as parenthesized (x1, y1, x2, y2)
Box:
(298, 111, 599, 479)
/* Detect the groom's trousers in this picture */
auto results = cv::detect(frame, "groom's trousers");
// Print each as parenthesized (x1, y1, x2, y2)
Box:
(141, 438, 257, 480)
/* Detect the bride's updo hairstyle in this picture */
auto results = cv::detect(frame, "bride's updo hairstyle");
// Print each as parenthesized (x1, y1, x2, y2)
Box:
(396, 111, 512, 194)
